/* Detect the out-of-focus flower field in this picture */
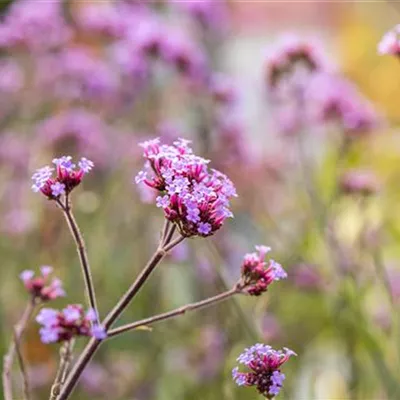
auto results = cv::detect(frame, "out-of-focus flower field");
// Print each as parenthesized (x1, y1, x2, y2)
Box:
(2, 0, 400, 399)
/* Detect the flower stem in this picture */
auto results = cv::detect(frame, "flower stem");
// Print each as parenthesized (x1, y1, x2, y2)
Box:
(3, 299, 35, 400)
(57, 229, 184, 400)
(108, 286, 239, 338)
(49, 339, 75, 400)
(57, 197, 99, 320)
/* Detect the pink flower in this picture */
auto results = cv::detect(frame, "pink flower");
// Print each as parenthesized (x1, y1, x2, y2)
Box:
(233, 344, 296, 397)
(20, 266, 65, 301)
(135, 138, 237, 238)
(36, 305, 106, 343)
(378, 25, 400, 56)
(238, 246, 286, 296)
(31, 156, 94, 199)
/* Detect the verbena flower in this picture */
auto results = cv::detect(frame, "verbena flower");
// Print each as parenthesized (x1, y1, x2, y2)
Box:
(135, 138, 237, 237)
(378, 25, 400, 56)
(31, 156, 94, 199)
(36, 305, 106, 344)
(232, 344, 296, 398)
(237, 246, 287, 296)
(339, 169, 380, 196)
(0, 0, 71, 51)
(20, 266, 65, 302)
(264, 36, 326, 89)
(305, 72, 379, 137)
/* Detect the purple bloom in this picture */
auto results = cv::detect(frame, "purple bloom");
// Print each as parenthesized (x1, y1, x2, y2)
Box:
(239, 246, 287, 296)
(20, 270, 34, 282)
(78, 157, 94, 173)
(31, 155, 92, 199)
(197, 222, 212, 235)
(53, 156, 75, 171)
(271, 260, 287, 281)
(63, 306, 82, 323)
(50, 182, 65, 197)
(36, 304, 104, 344)
(22, 268, 65, 302)
(232, 344, 296, 398)
(90, 324, 107, 340)
(135, 138, 237, 238)
(31, 166, 54, 192)
(156, 195, 170, 209)
(39, 326, 60, 344)
(36, 308, 59, 326)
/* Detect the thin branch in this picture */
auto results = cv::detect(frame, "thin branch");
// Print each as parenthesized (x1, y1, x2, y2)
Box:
(163, 223, 176, 247)
(163, 234, 185, 253)
(49, 340, 75, 400)
(160, 220, 171, 244)
(13, 328, 30, 400)
(3, 300, 35, 400)
(58, 223, 185, 400)
(57, 197, 98, 320)
(108, 287, 239, 338)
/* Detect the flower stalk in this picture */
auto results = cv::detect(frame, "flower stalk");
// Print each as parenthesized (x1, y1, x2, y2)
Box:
(3, 299, 35, 400)
(107, 286, 240, 338)
(57, 197, 99, 321)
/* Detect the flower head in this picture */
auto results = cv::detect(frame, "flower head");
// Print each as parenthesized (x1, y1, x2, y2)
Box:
(232, 344, 296, 398)
(264, 36, 326, 89)
(339, 169, 380, 196)
(378, 25, 400, 56)
(238, 246, 287, 296)
(135, 138, 237, 238)
(36, 304, 106, 344)
(20, 266, 65, 302)
(31, 156, 93, 199)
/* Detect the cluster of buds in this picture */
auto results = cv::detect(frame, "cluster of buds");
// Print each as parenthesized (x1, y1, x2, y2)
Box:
(135, 138, 237, 237)
(232, 344, 296, 398)
(378, 25, 400, 56)
(36, 305, 106, 344)
(339, 170, 380, 196)
(20, 266, 65, 302)
(265, 37, 324, 89)
(31, 156, 94, 199)
(237, 246, 287, 296)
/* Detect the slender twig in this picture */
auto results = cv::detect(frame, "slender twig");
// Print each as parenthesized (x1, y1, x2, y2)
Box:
(163, 234, 185, 252)
(49, 340, 75, 400)
(160, 220, 171, 244)
(3, 300, 35, 400)
(163, 223, 177, 247)
(57, 197, 98, 320)
(57, 228, 185, 400)
(108, 286, 239, 338)
(13, 327, 30, 400)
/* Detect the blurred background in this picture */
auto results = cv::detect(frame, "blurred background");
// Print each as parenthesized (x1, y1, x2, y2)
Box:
(1, 0, 400, 399)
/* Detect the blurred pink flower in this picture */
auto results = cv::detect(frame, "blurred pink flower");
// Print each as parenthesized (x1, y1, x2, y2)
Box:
(378, 25, 400, 56)
(0, 0, 71, 51)
(339, 169, 381, 196)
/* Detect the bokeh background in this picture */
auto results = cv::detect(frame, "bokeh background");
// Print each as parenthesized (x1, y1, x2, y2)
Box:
(1, 0, 400, 399)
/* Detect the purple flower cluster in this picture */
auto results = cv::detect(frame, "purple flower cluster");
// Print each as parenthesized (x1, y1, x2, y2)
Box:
(232, 344, 296, 398)
(0, 0, 71, 51)
(378, 25, 400, 56)
(306, 72, 379, 137)
(20, 266, 65, 302)
(31, 156, 93, 199)
(171, 0, 228, 33)
(135, 138, 237, 237)
(238, 246, 287, 296)
(339, 169, 380, 196)
(36, 305, 106, 344)
(264, 36, 326, 89)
